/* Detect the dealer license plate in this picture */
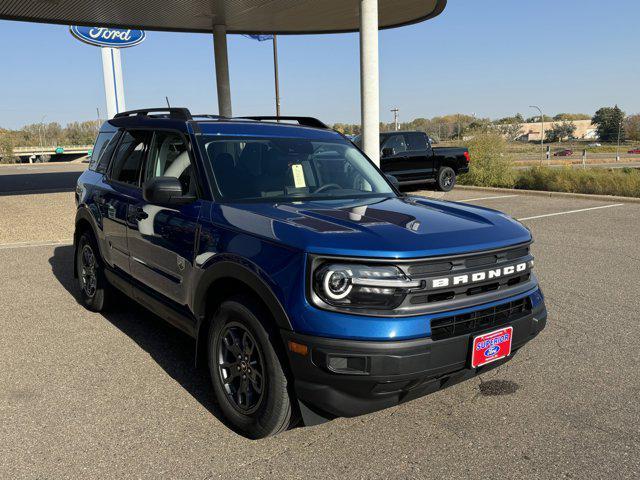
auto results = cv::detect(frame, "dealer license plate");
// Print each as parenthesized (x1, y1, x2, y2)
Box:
(471, 326, 513, 368)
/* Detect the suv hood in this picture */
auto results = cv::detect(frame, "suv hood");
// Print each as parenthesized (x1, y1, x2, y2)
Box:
(210, 196, 531, 259)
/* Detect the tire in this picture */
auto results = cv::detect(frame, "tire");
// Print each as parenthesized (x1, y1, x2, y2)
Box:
(75, 230, 112, 312)
(208, 296, 294, 439)
(436, 166, 456, 192)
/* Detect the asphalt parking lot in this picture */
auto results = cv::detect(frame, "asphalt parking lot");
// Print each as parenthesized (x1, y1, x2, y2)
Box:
(1, 164, 639, 479)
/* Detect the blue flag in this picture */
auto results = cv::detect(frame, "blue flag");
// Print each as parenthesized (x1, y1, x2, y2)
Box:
(242, 34, 274, 42)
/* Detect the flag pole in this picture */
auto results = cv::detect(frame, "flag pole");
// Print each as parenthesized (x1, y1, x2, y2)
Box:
(273, 34, 281, 117)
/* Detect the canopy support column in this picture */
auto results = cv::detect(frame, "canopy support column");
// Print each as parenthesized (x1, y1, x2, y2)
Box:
(359, 0, 380, 166)
(100, 47, 126, 118)
(213, 24, 232, 117)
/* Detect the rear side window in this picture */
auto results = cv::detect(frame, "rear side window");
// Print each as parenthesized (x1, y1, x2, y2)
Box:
(109, 130, 151, 186)
(89, 131, 118, 173)
(404, 133, 428, 151)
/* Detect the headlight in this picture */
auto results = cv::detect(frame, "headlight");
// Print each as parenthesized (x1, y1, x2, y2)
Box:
(312, 263, 421, 310)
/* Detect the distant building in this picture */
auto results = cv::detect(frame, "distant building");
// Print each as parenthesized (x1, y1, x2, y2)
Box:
(514, 119, 597, 142)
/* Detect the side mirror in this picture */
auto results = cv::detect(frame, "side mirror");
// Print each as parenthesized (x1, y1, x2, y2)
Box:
(381, 147, 395, 157)
(385, 174, 400, 188)
(143, 176, 195, 206)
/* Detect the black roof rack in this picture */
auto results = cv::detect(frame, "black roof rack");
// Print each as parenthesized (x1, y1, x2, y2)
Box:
(238, 116, 329, 130)
(113, 108, 193, 121)
(112, 110, 329, 130)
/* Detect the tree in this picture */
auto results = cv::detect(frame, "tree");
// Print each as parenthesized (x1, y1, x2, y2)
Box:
(624, 114, 640, 142)
(495, 120, 523, 141)
(65, 120, 101, 144)
(495, 114, 524, 125)
(592, 105, 625, 142)
(525, 114, 554, 123)
(331, 123, 360, 135)
(553, 113, 591, 121)
(0, 132, 16, 163)
(546, 121, 577, 142)
(467, 117, 492, 134)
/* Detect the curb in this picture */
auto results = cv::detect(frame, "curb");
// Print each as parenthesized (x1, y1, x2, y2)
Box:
(454, 185, 640, 204)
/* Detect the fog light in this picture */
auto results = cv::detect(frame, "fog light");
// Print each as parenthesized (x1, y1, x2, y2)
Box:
(327, 355, 368, 375)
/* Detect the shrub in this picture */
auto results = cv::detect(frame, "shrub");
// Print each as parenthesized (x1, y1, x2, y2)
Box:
(459, 132, 515, 187)
(515, 166, 640, 198)
(0, 134, 17, 164)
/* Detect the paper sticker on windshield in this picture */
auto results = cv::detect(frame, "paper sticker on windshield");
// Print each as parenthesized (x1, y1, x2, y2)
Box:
(291, 164, 306, 188)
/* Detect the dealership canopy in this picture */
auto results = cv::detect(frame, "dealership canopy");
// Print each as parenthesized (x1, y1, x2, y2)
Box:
(0, 0, 447, 164)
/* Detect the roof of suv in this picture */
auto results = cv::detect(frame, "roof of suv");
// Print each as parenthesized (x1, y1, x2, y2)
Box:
(104, 108, 346, 141)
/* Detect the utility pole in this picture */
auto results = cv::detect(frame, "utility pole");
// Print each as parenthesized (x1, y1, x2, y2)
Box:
(616, 118, 622, 162)
(38, 114, 47, 162)
(273, 34, 281, 117)
(529, 105, 544, 165)
(391, 108, 399, 131)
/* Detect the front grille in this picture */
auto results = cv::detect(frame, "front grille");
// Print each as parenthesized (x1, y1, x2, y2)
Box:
(403, 243, 533, 308)
(430, 298, 531, 341)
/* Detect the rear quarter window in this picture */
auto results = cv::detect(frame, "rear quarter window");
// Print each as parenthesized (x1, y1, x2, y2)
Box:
(89, 131, 119, 174)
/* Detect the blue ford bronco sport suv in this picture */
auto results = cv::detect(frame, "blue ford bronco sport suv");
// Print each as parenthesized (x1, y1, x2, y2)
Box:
(75, 108, 546, 438)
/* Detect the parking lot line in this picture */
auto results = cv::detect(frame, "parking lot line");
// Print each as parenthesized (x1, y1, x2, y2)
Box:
(518, 203, 624, 221)
(460, 194, 519, 202)
(0, 239, 72, 250)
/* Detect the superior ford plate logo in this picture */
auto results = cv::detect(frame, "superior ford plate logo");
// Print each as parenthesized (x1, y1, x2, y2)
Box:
(70, 26, 146, 48)
(429, 262, 530, 289)
(472, 326, 513, 368)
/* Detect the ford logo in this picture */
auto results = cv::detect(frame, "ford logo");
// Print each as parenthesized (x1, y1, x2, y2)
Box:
(70, 26, 146, 48)
(484, 345, 501, 357)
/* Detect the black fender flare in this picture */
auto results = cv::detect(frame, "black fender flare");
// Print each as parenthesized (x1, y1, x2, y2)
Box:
(192, 259, 293, 367)
(192, 260, 292, 331)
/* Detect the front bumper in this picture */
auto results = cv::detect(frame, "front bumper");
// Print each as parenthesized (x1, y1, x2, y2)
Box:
(282, 303, 546, 418)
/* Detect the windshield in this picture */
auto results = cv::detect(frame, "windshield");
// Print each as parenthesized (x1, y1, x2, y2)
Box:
(198, 135, 395, 202)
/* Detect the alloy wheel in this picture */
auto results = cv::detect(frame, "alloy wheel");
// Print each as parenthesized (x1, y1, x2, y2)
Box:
(217, 322, 265, 414)
(80, 243, 97, 298)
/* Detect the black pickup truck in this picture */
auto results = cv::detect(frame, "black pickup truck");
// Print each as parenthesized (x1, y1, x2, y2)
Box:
(355, 131, 470, 191)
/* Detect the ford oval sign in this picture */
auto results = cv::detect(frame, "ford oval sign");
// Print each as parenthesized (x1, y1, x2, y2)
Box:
(70, 26, 145, 48)
(484, 345, 501, 357)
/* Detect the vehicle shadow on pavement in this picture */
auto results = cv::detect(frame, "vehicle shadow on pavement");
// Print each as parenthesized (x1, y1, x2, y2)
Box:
(0, 171, 82, 196)
(48, 244, 242, 436)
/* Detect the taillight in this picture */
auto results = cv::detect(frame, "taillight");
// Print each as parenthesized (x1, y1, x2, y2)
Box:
(463, 151, 470, 162)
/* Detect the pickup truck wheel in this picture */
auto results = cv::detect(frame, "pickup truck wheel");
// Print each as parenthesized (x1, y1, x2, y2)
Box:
(208, 296, 293, 438)
(436, 166, 456, 192)
(75, 231, 111, 312)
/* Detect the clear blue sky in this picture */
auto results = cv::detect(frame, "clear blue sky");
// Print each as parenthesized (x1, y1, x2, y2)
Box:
(0, 0, 638, 129)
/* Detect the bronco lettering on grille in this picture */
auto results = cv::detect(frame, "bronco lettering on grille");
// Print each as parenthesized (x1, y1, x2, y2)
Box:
(430, 262, 528, 289)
